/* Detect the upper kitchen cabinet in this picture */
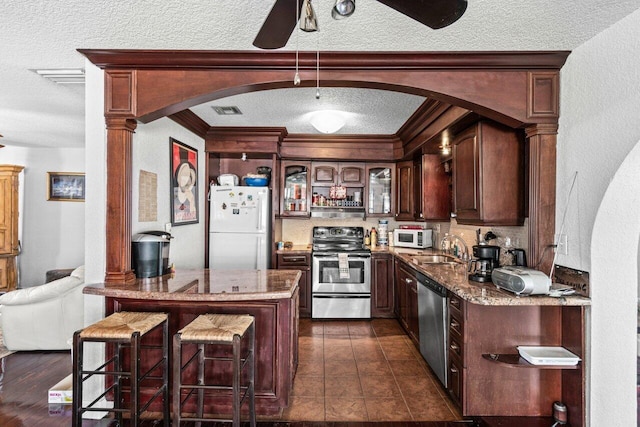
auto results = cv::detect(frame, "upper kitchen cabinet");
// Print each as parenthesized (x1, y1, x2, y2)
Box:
(395, 156, 450, 222)
(310, 162, 366, 218)
(311, 162, 365, 187)
(415, 154, 451, 221)
(395, 160, 415, 221)
(366, 164, 394, 217)
(280, 161, 310, 217)
(452, 121, 525, 226)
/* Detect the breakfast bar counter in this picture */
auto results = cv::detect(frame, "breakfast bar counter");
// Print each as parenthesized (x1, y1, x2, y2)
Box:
(84, 269, 302, 416)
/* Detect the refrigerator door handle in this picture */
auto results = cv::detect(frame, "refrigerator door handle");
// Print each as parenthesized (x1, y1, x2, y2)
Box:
(257, 193, 263, 231)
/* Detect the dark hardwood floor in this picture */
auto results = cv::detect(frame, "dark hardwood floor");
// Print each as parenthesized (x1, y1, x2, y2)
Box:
(0, 347, 559, 426)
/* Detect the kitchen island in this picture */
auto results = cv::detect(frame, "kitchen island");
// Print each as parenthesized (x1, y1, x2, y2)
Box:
(84, 269, 301, 416)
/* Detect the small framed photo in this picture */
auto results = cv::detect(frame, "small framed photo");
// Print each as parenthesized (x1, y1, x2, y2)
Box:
(170, 138, 198, 225)
(47, 172, 85, 202)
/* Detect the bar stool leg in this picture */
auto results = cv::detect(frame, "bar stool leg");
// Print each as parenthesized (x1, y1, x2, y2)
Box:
(232, 335, 241, 427)
(197, 343, 205, 427)
(162, 319, 170, 427)
(72, 331, 83, 427)
(130, 332, 140, 426)
(248, 321, 256, 427)
(173, 332, 183, 427)
(114, 341, 123, 426)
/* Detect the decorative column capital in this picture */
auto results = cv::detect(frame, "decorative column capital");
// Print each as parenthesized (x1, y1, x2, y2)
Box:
(105, 117, 137, 132)
(525, 123, 558, 138)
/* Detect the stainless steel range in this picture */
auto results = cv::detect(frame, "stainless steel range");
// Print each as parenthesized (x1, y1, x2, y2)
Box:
(311, 226, 371, 319)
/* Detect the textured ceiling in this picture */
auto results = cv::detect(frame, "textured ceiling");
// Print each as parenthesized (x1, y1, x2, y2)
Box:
(2, 1, 639, 147)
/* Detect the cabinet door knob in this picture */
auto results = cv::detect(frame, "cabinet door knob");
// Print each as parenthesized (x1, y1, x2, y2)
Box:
(450, 212, 457, 218)
(450, 366, 458, 374)
(405, 278, 413, 284)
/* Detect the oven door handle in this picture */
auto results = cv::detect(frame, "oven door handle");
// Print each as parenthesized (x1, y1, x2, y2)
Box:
(312, 254, 371, 259)
(312, 295, 371, 298)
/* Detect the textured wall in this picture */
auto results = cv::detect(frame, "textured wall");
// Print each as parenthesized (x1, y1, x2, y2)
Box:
(559, 9, 640, 426)
(0, 146, 85, 287)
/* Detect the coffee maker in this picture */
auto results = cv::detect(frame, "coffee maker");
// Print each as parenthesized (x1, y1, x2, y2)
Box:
(469, 245, 500, 282)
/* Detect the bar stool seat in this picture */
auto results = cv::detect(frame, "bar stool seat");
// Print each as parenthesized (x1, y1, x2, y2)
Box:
(173, 314, 256, 427)
(73, 311, 170, 427)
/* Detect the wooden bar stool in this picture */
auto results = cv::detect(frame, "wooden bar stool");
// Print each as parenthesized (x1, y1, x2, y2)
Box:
(173, 314, 255, 427)
(72, 311, 170, 427)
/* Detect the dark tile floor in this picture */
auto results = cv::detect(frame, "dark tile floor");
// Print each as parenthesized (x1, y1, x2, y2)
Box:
(281, 318, 462, 422)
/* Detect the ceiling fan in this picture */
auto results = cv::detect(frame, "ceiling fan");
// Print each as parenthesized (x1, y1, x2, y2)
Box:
(253, 0, 468, 49)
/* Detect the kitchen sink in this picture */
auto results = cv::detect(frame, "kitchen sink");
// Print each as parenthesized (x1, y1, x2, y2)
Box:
(411, 254, 460, 265)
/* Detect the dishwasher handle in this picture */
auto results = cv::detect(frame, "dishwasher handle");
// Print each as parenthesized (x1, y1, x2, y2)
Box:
(416, 271, 447, 296)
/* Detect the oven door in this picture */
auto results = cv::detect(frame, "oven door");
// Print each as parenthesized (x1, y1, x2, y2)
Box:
(311, 253, 371, 294)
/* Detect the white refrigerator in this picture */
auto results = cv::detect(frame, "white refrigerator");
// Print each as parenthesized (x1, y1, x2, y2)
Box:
(209, 186, 271, 270)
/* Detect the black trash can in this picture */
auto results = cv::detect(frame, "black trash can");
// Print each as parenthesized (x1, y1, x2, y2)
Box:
(131, 231, 172, 278)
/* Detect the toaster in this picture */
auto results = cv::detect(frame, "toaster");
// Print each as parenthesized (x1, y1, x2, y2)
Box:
(491, 266, 551, 296)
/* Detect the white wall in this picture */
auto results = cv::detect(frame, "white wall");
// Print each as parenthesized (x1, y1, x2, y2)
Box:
(132, 119, 205, 269)
(1, 146, 85, 287)
(558, 9, 640, 426)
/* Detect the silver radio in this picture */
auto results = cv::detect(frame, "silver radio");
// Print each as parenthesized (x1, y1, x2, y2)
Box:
(491, 266, 551, 296)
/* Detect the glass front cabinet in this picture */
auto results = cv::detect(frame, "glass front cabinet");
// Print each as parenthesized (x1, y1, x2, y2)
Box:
(280, 160, 311, 217)
(366, 163, 395, 216)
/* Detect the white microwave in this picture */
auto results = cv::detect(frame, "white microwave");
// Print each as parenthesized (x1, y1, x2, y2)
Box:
(393, 228, 433, 249)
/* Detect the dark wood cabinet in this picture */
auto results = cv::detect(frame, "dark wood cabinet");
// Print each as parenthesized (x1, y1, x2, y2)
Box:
(417, 154, 451, 221)
(445, 291, 584, 422)
(395, 160, 415, 221)
(311, 162, 365, 187)
(394, 259, 419, 345)
(371, 252, 394, 318)
(365, 163, 395, 216)
(280, 161, 311, 217)
(447, 293, 465, 408)
(452, 120, 525, 225)
(396, 156, 450, 222)
(277, 252, 311, 317)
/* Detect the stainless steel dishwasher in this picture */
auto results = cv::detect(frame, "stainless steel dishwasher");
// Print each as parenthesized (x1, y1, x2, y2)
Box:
(416, 271, 449, 387)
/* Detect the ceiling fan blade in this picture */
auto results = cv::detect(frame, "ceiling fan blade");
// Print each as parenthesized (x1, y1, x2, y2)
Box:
(253, 0, 304, 49)
(377, 0, 467, 29)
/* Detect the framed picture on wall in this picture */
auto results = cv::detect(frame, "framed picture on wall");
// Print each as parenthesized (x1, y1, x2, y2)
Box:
(47, 172, 85, 201)
(170, 138, 198, 225)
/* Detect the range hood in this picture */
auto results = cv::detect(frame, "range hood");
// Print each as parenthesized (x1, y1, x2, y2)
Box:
(310, 207, 365, 219)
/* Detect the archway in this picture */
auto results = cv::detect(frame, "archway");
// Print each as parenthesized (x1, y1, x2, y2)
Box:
(81, 49, 565, 300)
(590, 140, 640, 426)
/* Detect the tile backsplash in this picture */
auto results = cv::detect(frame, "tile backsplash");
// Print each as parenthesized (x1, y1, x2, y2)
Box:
(281, 217, 530, 268)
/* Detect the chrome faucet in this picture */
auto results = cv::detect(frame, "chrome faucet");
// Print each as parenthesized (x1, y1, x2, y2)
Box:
(440, 234, 469, 260)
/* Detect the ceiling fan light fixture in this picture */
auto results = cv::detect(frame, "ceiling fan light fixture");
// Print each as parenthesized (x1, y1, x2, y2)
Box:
(300, 0, 318, 32)
(310, 110, 347, 134)
(332, 0, 355, 19)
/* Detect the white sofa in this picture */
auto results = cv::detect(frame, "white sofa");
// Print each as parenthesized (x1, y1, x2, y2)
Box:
(0, 265, 85, 351)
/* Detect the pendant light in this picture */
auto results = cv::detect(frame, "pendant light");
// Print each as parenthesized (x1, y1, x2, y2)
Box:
(332, 0, 356, 19)
(294, 0, 301, 85)
(300, 0, 318, 32)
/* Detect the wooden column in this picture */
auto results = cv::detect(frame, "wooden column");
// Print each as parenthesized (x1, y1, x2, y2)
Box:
(525, 124, 558, 274)
(104, 117, 137, 284)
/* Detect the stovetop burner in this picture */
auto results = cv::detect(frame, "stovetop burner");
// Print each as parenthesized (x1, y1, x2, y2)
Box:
(311, 226, 369, 253)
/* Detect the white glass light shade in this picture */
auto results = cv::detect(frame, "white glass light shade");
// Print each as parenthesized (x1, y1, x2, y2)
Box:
(309, 110, 347, 134)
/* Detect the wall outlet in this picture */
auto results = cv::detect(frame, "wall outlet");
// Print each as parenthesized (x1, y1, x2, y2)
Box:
(555, 233, 568, 255)
(165, 223, 172, 233)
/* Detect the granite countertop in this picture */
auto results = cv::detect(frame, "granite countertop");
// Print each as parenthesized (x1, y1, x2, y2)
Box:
(276, 244, 312, 254)
(83, 269, 301, 302)
(387, 247, 591, 307)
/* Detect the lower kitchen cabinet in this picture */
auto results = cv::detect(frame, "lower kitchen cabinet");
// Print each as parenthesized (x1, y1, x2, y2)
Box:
(446, 291, 585, 424)
(371, 252, 394, 318)
(394, 259, 419, 345)
(277, 252, 311, 317)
